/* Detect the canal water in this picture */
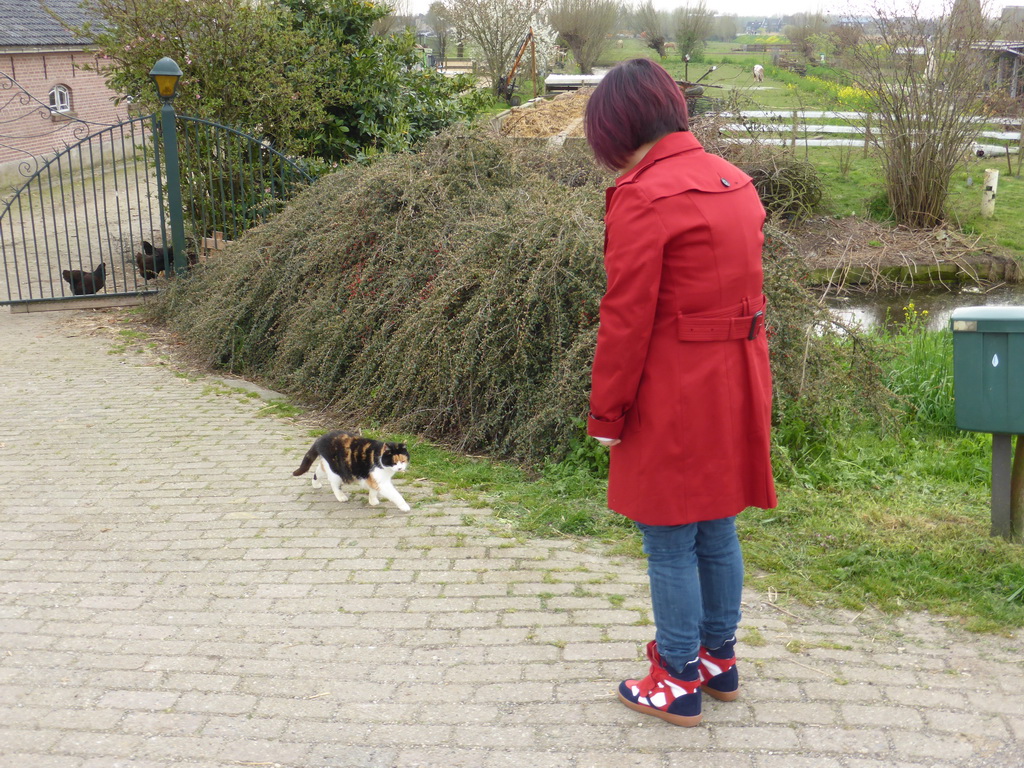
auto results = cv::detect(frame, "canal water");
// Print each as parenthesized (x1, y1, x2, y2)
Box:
(826, 283, 1024, 333)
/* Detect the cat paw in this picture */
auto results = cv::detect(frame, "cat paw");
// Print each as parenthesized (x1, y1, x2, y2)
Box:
(397, 502, 411, 512)
(368, 497, 380, 506)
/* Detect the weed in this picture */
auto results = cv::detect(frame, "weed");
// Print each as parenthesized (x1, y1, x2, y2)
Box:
(256, 400, 303, 419)
(742, 627, 767, 647)
(866, 191, 894, 222)
(875, 302, 956, 432)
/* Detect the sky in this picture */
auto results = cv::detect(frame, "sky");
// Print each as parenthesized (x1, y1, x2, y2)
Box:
(401, 0, 1021, 20)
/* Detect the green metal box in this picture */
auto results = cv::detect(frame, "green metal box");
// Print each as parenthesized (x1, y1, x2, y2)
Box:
(950, 306, 1024, 434)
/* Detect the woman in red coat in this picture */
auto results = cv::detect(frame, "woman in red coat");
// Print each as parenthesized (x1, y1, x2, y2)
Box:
(584, 59, 777, 727)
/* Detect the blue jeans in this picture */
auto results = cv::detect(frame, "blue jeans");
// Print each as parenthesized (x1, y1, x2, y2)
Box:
(636, 516, 744, 672)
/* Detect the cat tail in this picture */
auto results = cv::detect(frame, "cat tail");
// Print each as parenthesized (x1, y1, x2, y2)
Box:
(293, 446, 319, 476)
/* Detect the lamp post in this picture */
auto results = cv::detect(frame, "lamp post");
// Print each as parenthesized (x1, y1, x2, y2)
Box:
(149, 57, 188, 275)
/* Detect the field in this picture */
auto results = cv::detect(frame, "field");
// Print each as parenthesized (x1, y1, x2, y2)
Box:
(503, 37, 1024, 263)
(472, 38, 1024, 632)
(135, 38, 1024, 634)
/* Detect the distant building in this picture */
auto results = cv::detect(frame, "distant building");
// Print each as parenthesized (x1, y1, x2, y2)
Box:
(0, 0, 127, 172)
(1002, 6, 1024, 27)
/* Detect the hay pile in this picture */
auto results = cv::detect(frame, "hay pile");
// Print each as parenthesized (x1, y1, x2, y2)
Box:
(498, 90, 591, 138)
(149, 129, 883, 465)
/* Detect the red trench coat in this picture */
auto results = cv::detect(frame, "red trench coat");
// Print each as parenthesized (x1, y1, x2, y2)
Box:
(586, 131, 777, 525)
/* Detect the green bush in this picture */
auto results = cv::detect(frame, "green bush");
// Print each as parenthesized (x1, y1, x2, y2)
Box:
(149, 130, 890, 468)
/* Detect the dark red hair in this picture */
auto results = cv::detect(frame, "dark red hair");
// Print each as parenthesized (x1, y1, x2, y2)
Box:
(584, 58, 689, 171)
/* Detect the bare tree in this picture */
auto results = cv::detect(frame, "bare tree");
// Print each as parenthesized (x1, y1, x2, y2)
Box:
(631, 0, 667, 57)
(710, 15, 737, 42)
(846, 2, 998, 227)
(828, 21, 862, 57)
(444, 0, 541, 93)
(547, 0, 618, 74)
(673, 2, 713, 60)
(783, 12, 829, 60)
(426, 1, 454, 62)
(373, 0, 413, 36)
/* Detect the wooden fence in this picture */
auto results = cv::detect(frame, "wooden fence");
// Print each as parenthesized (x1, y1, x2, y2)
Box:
(722, 110, 1023, 158)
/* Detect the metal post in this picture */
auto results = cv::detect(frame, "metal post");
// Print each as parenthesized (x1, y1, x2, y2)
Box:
(159, 100, 188, 275)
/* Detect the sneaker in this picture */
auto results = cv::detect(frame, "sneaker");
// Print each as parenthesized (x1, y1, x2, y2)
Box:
(617, 640, 702, 726)
(699, 636, 739, 701)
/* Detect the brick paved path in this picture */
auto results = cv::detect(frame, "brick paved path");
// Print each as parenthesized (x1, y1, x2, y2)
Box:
(1, 308, 1022, 768)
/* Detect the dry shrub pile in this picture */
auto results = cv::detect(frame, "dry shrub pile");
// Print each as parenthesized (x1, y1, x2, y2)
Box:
(150, 130, 886, 465)
(697, 119, 826, 222)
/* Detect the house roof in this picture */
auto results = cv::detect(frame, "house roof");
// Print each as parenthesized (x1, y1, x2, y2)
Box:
(0, 0, 94, 48)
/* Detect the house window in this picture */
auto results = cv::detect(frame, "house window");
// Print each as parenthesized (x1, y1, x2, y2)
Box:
(49, 84, 71, 114)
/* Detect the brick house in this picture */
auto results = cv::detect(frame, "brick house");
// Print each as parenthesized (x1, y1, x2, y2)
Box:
(0, 0, 127, 173)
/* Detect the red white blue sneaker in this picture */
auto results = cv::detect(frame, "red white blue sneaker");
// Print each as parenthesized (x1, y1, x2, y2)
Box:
(699, 636, 739, 701)
(617, 641, 702, 726)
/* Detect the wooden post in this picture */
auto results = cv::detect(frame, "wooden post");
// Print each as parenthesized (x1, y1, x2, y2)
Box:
(981, 168, 999, 217)
(1017, 119, 1023, 177)
(791, 109, 799, 150)
(991, 434, 1024, 541)
(530, 32, 537, 99)
(863, 112, 871, 157)
(993, 434, 1012, 538)
(1013, 435, 1024, 541)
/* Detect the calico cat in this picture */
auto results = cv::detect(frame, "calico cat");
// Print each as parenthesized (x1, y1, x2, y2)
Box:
(293, 430, 411, 511)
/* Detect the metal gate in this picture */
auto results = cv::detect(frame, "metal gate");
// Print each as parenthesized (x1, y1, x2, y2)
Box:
(1, 78, 313, 311)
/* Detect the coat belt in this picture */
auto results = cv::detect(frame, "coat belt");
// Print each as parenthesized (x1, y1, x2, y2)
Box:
(676, 295, 767, 342)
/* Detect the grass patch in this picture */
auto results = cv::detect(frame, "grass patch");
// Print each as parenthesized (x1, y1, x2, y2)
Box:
(373, 415, 1024, 632)
(256, 400, 304, 419)
(348, 321, 1024, 634)
(133, 65, 1023, 633)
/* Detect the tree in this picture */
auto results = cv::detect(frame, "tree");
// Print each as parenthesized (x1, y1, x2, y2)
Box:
(426, 1, 455, 61)
(547, 0, 618, 74)
(673, 2, 713, 61)
(444, 0, 542, 93)
(631, 0, 667, 57)
(80, 0, 325, 154)
(845, 2, 997, 227)
(828, 21, 862, 57)
(783, 12, 829, 60)
(710, 15, 738, 42)
(79, 0, 484, 162)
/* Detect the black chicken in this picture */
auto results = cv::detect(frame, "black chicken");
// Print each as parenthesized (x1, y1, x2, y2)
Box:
(136, 239, 198, 279)
(61, 262, 106, 295)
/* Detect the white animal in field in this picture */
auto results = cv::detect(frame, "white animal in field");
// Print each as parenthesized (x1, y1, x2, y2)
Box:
(753, 64, 764, 82)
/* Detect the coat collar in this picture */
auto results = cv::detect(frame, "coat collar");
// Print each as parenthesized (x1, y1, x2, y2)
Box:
(615, 131, 703, 186)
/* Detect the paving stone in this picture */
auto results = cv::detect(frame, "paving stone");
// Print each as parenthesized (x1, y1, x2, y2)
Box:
(888, 729, 977, 760)
(841, 702, 925, 728)
(796, 726, 892, 756)
(1, 309, 1022, 767)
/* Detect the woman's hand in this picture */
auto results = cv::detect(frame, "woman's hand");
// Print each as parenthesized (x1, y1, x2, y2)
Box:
(593, 437, 621, 447)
